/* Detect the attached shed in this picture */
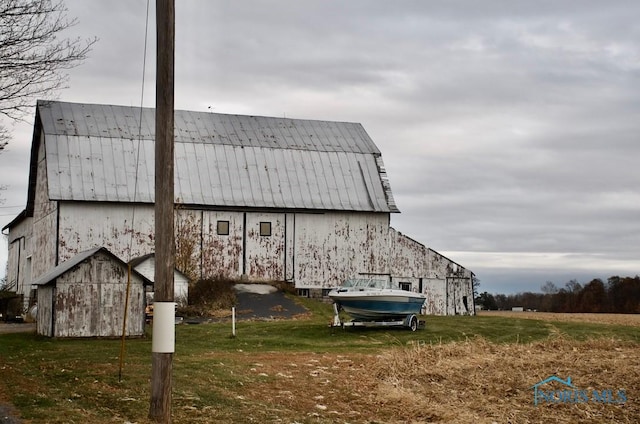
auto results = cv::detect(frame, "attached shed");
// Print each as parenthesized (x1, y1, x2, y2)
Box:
(129, 253, 190, 305)
(32, 247, 151, 337)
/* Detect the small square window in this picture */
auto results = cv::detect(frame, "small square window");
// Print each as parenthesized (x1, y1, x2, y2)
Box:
(259, 221, 271, 236)
(217, 220, 229, 235)
(399, 282, 411, 291)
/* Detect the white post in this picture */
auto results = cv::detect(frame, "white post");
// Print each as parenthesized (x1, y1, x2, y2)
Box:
(332, 303, 342, 327)
(232, 306, 236, 337)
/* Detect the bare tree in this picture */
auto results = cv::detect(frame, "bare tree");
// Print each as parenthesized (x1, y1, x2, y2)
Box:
(0, 0, 97, 149)
(472, 274, 480, 297)
(540, 281, 558, 294)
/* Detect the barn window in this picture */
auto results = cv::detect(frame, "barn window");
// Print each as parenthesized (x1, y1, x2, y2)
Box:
(217, 220, 229, 235)
(259, 222, 271, 236)
(399, 282, 411, 291)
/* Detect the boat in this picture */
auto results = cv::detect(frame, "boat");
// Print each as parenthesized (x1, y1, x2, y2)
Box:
(328, 278, 426, 322)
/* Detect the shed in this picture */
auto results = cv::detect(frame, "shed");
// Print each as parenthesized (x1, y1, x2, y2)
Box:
(129, 253, 190, 305)
(32, 247, 151, 337)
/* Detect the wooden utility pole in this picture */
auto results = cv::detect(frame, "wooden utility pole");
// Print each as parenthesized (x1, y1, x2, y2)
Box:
(149, 0, 175, 422)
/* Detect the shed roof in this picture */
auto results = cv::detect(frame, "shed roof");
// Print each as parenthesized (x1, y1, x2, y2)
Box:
(31, 247, 152, 287)
(35, 100, 399, 213)
(129, 253, 190, 282)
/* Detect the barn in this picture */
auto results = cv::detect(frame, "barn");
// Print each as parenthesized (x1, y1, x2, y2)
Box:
(3, 100, 475, 317)
(31, 247, 151, 337)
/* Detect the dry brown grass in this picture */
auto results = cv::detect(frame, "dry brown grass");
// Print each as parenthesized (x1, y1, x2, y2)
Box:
(198, 336, 639, 423)
(369, 336, 638, 423)
(480, 311, 640, 327)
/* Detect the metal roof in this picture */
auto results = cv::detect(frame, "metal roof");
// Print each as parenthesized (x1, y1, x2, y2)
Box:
(37, 100, 399, 213)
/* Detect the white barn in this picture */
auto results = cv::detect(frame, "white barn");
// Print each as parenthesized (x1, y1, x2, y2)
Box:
(3, 100, 475, 316)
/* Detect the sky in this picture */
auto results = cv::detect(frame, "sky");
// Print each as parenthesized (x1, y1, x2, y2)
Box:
(1, 0, 639, 294)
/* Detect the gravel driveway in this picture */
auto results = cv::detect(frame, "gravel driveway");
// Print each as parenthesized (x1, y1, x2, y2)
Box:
(234, 284, 308, 320)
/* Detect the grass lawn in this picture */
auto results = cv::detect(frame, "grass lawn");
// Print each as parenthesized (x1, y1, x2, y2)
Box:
(1, 298, 638, 423)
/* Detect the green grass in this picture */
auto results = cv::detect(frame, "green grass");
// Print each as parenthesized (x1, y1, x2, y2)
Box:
(1, 299, 639, 423)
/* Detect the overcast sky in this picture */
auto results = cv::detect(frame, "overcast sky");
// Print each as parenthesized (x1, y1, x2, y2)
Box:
(1, 1, 639, 294)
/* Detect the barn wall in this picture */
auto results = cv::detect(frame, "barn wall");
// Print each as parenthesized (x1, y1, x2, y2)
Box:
(447, 276, 474, 315)
(388, 228, 427, 279)
(390, 277, 420, 292)
(201, 211, 244, 279)
(33, 134, 58, 280)
(133, 257, 189, 302)
(6, 218, 34, 311)
(6, 240, 20, 293)
(422, 278, 446, 315)
(245, 212, 285, 281)
(36, 285, 54, 337)
(58, 202, 155, 263)
(427, 249, 475, 315)
(284, 213, 295, 282)
(293, 212, 390, 288)
(174, 209, 203, 281)
(45, 198, 475, 316)
(52, 253, 145, 337)
(6, 239, 34, 312)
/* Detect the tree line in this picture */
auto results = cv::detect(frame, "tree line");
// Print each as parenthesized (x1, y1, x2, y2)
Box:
(475, 276, 640, 313)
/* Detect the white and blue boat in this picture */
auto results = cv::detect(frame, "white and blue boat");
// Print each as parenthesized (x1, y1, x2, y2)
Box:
(328, 278, 426, 322)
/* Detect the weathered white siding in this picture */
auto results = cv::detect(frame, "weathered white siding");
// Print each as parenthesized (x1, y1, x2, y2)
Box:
(175, 209, 203, 280)
(28, 196, 476, 315)
(423, 278, 446, 315)
(201, 211, 243, 279)
(6, 241, 19, 290)
(132, 257, 189, 303)
(58, 202, 155, 262)
(6, 218, 33, 311)
(293, 212, 390, 288)
(427, 249, 474, 315)
(448, 277, 474, 315)
(245, 212, 285, 280)
(389, 228, 427, 278)
(36, 285, 54, 337)
(36, 251, 146, 337)
(32, 135, 58, 279)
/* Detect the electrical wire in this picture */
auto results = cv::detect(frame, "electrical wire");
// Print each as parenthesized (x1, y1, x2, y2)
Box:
(119, 0, 151, 383)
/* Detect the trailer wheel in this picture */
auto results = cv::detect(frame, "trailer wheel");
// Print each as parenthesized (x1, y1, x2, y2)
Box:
(408, 315, 418, 332)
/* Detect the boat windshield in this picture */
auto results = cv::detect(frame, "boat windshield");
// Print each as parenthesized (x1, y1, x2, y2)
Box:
(342, 278, 393, 289)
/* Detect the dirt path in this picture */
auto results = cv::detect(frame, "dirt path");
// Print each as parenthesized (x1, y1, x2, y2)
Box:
(0, 324, 35, 335)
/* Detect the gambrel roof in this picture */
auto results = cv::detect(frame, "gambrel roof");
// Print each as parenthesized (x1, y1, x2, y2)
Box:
(30, 100, 398, 213)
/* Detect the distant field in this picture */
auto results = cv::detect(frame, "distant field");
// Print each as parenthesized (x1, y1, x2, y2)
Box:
(480, 310, 640, 327)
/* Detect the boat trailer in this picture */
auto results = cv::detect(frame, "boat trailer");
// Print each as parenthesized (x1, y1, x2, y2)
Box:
(330, 304, 425, 332)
